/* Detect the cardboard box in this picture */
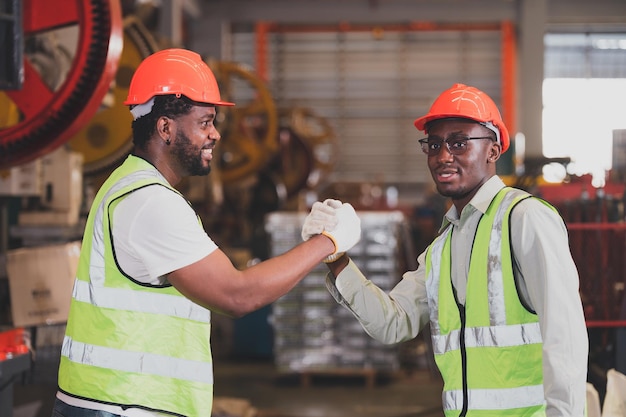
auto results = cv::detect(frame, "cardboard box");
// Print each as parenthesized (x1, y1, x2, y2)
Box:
(0, 159, 43, 196)
(6, 242, 81, 327)
(18, 148, 84, 227)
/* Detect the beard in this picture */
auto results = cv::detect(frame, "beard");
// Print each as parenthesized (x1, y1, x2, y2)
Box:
(172, 129, 211, 176)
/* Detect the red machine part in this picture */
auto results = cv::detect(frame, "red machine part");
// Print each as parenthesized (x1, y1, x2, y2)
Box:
(0, 328, 29, 361)
(0, 0, 123, 170)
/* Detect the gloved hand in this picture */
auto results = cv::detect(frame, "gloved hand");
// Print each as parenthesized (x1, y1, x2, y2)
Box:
(301, 199, 361, 263)
(321, 202, 361, 263)
(301, 199, 340, 242)
(322, 198, 342, 209)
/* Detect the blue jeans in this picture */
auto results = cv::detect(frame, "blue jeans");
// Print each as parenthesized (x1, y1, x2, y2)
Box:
(52, 398, 120, 417)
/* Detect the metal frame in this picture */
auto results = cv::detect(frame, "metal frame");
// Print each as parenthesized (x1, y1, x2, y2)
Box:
(0, 0, 23, 90)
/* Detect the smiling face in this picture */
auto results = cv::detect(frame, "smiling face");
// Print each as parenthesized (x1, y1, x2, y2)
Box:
(425, 118, 501, 211)
(170, 105, 220, 177)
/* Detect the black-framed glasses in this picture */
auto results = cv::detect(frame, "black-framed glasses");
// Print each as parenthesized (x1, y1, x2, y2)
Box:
(418, 134, 494, 156)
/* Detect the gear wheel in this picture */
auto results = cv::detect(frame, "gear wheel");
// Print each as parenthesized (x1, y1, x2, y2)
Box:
(0, 0, 123, 170)
(67, 15, 159, 176)
(208, 60, 279, 184)
(286, 107, 339, 188)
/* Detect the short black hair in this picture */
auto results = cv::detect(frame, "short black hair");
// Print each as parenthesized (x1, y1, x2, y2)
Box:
(130, 95, 199, 149)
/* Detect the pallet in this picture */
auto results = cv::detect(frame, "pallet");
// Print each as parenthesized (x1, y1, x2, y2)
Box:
(288, 368, 379, 389)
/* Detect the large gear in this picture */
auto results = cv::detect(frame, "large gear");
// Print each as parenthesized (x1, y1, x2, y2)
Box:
(285, 107, 338, 189)
(67, 15, 159, 176)
(248, 108, 338, 212)
(0, 0, 123, 170)
(208, 60, 279, 184)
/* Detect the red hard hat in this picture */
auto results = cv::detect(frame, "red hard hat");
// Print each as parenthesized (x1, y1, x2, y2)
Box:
(413, 83, 509, 153)
(124, 48, 234, 107)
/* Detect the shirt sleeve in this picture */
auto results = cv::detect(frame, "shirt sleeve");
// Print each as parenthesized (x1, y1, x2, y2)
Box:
(511, 198, 588, 417)
(326, 254, 431, 344)
(113, 184, 218, 284)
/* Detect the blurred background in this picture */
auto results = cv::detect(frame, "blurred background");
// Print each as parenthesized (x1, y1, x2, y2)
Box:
(1, 1, 626, 416)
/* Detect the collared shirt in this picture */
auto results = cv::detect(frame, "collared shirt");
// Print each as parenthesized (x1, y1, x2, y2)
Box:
(326, 175, 588, 417)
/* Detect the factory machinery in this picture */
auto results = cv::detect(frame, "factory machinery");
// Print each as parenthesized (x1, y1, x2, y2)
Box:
(0, 0, 339, 241)
(535, 176, 626, 397)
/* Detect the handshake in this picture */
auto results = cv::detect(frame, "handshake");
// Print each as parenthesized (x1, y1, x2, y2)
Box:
(301, 199, 361, 263)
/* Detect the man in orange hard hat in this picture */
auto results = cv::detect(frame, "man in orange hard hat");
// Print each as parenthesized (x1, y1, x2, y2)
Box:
(303, 83, 589, 416)
(52, 48, 361, 417)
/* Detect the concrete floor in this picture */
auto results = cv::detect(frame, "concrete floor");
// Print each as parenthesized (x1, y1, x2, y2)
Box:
(11, 357, 444, 417)
(213, 360, 444, 417)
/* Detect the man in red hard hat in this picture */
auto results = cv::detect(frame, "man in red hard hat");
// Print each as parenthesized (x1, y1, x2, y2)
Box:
(52, 48, 361, 417)
(304, 83, 589, 416)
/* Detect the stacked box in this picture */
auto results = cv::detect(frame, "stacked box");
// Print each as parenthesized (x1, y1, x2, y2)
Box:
(6, 241, 81, 327)
(266, 211, 407, 373)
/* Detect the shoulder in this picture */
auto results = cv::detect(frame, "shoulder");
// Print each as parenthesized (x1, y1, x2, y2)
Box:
(123, 183, 190, 210)
(509, 192, 568, 234)
(113, 184, 196, 227)
(511, 193, 559, 217)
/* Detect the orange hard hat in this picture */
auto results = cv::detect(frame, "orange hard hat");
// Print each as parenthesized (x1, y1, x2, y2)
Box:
(124, 48, 234, 107)
(413, 83, 509, 153)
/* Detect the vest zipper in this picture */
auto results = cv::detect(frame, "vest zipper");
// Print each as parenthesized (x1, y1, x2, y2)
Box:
(458, 302, 468, 417)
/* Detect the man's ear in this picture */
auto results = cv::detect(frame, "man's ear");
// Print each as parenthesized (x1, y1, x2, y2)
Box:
(156, 116, 172, 141)
(488, 141, 502, 163)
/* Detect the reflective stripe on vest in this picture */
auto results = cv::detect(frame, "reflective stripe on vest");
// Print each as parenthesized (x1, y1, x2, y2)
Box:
(59, 156, 213, 417)
(71, 278, 210, 322)
(61, 336, 213, 384)
(425, 187, 545, 416)
(431, 321, 541, 353)
(443, 384, 545, 411)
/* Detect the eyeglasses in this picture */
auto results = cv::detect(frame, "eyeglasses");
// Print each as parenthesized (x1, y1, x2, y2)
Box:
(418, 134, 494, 156)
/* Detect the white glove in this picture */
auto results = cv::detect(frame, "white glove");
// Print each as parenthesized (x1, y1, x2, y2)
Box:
(301, 200, 340, 242)
(321, 202, 361, 263)
(322, 198, 342, 209)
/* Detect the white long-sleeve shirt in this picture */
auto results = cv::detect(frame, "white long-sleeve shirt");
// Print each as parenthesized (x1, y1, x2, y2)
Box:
(326, 176, 589, 417)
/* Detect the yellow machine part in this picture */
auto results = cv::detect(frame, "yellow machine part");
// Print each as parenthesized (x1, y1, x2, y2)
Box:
(67, 16, 159, 176)
(208, 60, 279, 185)
(0, 94, 20, 128)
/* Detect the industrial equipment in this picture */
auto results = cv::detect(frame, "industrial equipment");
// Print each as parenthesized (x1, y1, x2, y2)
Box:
(0, 0, 123, 170)
(67, 15, 159, 177)
(209, 60, 280, 185)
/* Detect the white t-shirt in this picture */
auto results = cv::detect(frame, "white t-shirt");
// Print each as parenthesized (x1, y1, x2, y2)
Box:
(59, 182, 218, 416)
(112, 184, 218, 285)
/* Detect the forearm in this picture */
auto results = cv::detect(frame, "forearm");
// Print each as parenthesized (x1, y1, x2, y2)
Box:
(327, 260, 427, 344)
(236, 234, 335, 312)
(326, 253, 350, 278)
(169, 234, 335, 317)
(543, 336, 588, 416)
(541, 259, 588, 416)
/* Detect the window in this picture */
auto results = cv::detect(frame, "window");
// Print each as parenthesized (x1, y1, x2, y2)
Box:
(544, 33, 626, 186)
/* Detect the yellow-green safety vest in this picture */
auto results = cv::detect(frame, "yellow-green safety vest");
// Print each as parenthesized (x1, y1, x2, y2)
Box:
(58, 155, 214, 417)
(425, 187, 546, 417)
